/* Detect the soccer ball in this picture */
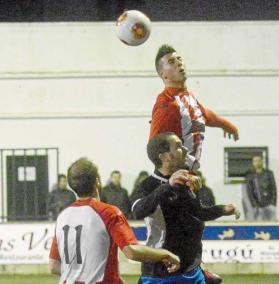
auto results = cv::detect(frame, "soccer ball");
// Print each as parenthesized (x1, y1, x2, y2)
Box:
(116, 10, 151, 46)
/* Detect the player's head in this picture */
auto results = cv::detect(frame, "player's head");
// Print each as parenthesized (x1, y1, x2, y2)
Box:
(110, 170, 121, 187)
(252, 155, 264, 171)
(57, 174, 67, 190)
(155, 44, 186, 85)
(147, 132, 188, 173)
(67, 157, 101, 198)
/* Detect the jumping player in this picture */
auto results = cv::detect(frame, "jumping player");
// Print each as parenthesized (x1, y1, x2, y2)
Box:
(150, 44, 239, 171)
(49, 157, 180, 284)
(131, 132, 240, 284)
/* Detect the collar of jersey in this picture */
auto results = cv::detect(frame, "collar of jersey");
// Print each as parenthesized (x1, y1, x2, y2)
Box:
(151, 172, 169, 184)
(165, 87, 189, 97)
(75, 198, 96, 204)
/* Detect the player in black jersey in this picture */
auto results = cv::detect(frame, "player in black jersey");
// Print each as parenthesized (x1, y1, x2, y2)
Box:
(131, 132, 240, 284)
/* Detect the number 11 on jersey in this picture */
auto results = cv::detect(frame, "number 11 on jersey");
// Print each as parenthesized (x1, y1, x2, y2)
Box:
(62, 225, 83, 264)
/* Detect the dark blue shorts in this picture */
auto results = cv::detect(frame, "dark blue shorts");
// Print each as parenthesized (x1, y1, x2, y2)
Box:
(139, 266, 206, 284)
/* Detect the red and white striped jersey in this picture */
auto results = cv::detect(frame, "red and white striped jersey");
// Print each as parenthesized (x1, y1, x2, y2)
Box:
(49, 198, 137, 284)
(150, 87, 238, 168)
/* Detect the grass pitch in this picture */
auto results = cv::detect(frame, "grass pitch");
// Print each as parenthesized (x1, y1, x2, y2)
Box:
(0, 274, 278, 283)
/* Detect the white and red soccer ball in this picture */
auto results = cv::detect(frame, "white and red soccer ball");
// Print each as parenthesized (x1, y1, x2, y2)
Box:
(116, 10, 151, 46)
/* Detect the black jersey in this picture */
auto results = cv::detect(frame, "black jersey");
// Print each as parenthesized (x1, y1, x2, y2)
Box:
(131, 170, 224, 278)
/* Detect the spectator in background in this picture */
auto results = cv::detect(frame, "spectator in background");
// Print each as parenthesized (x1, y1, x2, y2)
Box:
(100, 170, 131, 218)
(245, 156, 277, 221)
(196, 171, 216, 207)
(48, 174, 76, 220)
(129, 171, 149, 203)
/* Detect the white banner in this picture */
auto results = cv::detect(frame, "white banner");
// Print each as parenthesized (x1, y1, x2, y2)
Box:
(1, 224, 279, 264)
(0, 223, 55, 264)
(202, 240, 279, 263)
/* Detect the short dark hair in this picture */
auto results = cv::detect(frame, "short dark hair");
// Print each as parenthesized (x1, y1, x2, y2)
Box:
(147, 132, 176, 168)
(58, 174, 66, 183)
(111, 170, 121, 177)
(67, 157, 99, 197)
(155, 44, 176, 72)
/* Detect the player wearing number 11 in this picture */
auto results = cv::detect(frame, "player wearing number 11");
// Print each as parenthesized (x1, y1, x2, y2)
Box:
(49, 158, 180, 284)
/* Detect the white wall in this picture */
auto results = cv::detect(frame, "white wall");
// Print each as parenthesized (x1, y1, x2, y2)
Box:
(0, 22, 278, 76)
(0, 21, 278, 220)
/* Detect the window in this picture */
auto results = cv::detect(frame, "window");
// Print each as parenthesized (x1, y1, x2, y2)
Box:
(224, 147, 268, 184)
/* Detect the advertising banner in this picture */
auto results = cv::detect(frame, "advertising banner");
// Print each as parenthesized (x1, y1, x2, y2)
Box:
(0, 223, 54, 264)
(202, 240, 279, 263)
(1, 223, 279, 264)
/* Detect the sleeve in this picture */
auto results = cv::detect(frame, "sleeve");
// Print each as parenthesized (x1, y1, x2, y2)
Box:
(49, 236, 61, 261)
(149, 102, 181, 140)
(131, 183, 174, 220)
(269, 171, 277, 206)
(106, 210, 138, 250)
(173, 184, 224, 221)
(194, 203, 225, 221)
(198, 102, 238, 134)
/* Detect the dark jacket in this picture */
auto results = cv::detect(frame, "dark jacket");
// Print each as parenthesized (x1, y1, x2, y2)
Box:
(131, 170, 225, 277)
(245, 169, 277, 208)
(48, 188, 76, 220)
(100, 183, 131, 218)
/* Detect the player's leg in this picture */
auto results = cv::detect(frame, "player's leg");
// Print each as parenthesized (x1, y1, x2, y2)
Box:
(255, 207, 264, 220)
(252, 207, 259, 220)
(202, 268, 223, 284)
(262, 205, 276, 221)
(269, 205, 277, 220)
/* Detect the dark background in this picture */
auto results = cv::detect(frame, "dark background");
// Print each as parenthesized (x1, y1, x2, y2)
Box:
(0, 0, 278, 22)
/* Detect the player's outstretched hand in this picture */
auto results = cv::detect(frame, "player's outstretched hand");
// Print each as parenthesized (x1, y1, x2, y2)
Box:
(223, 204, 241, 220)
(224, 130, 239, 141)
(169, 170, 201, 193)
(162, 252, 180, 273)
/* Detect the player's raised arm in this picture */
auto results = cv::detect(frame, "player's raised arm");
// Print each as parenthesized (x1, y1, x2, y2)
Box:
(131, 182, 175, 220)
(199, 103, 239, 141)
(169, 172, 240, 221)
(193, 200, 241, 221)
(122, 244, 180, 273)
